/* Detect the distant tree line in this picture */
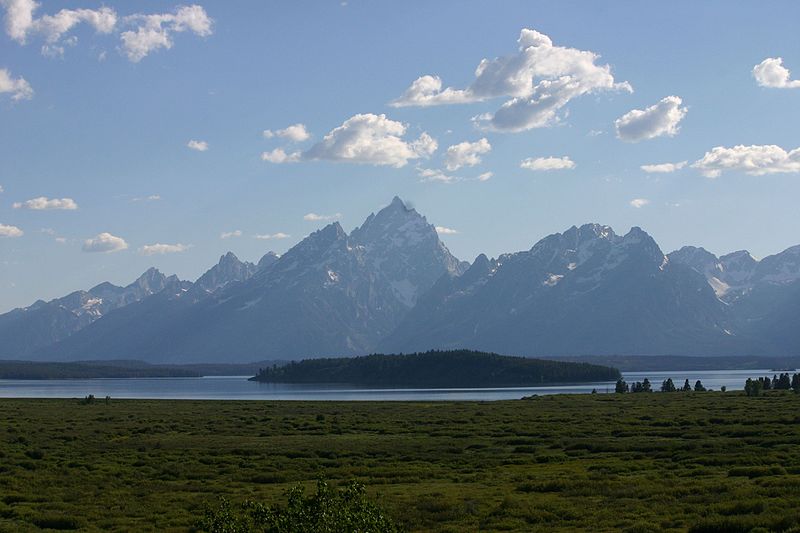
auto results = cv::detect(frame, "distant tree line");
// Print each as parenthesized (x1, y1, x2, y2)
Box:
(615, 377, 711, 393)
(744, 373, 800, 397)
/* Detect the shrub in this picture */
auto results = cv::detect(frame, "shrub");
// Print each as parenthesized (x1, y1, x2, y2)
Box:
(199, 479, 398, 533)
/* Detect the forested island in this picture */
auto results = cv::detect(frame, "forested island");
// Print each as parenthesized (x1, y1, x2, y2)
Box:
(250, 349, 621, 387)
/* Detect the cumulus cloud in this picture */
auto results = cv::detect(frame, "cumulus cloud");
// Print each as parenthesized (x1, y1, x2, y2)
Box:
(82, 232, 128, 253)
(692, 144, 800, 178)
(391, 28, 631, 132)
(2, 1, 211, 61)
(120, 5, 212, 62)
(261, 148, 301, 163)
(0, 223, 23, 238)
(477, 171, 493, 181)
(139, 243, 192, 255)
(263, 123, 310, 142)
(444, 138, 491, 171)
(520, 156, 575, 171)
(220, 230, 242, 239)
(1, 0, 116, 46)
(753, 57, 800, 89)
(629, 198, 650, 208)
(303, 113, 437, 167)
(615, 96, 687, 142)
(303, 212, 341, 222)
(0, 67, 33, 101)
(186, 139, 208, 151)
(640, 161, 687, 173)
(13, 196, 78, 210)
(254, 232, 290, 240)
(435, 226, 458, 235)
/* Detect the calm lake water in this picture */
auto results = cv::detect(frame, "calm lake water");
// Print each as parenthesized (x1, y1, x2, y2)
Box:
(0, 369, 776, 401)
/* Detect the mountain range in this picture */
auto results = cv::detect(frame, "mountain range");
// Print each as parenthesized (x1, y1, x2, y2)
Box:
(2, 197, 798, 363)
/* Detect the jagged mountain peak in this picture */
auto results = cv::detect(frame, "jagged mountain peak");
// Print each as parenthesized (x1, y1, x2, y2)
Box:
(129, 267, 168, 292)
(195, 251, 256, 292)
(257, 251, 279, 271)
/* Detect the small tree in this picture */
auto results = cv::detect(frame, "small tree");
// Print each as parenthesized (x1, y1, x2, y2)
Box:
(762, 376, 772, 390)
(694, 380, 706, 392)
(615, 379, 628, 394)
(661, 378, 676, 392)
(642, 378, 652, 393)
(682, 379, 692, 392)
(791, 373, 800, 394)
(720, 386, 726, 393)
(745, 378, 763, 397)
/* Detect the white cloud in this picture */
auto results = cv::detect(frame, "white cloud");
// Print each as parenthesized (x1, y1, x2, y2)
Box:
(391, 28, 631, 132)
(132, 194, 161, 202)
(13, 196, 78, 210)
(261, 148, 301, 163)
(520, 156, 575, 171)
(82, 232, 128, 253)
(55, 236, 66, 244)
(254, 232, 290, 240)
(629, 198, 650, 208)
(187, 139, 208, 151)
(417, 168, 460, 184)
(303, 212, 341, 221)
(303, 113, 437, 167)
(120, 5, 212, 62)
(1, 0, 116, 46)
(444, 138, 491, 171)
(0, 185, 3, 193)
(477, 171, 493, 181)
(220, 230, 242, 239)
(615, 96, 687, 142)
(692, 144, 800, 178)
(263, 123, 310, 142)
(640, 161, 687, 173)
(139, 243, 192, 255)
(2, 1, 211, 61)
(0, 223, 23, 238)
(0, 67, 33, 101)
(435, 226, 458, 235)
(753, 57, 800, 89)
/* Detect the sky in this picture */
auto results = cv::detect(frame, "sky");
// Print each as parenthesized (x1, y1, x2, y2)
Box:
(1, 0, 800, 313)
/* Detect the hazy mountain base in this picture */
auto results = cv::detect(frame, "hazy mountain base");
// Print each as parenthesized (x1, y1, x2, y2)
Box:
(1, 393, 800, 532)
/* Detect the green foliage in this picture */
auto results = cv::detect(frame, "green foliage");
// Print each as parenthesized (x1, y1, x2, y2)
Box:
(200, 479, 397, 533)
(2, 394, 800, 531)
(252, 349, 621, 387)
(661, 378, 676, 392)
(694, 380, 706, 392)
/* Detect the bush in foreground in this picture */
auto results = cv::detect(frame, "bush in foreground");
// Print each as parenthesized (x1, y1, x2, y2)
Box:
(199, 479, 398, 533)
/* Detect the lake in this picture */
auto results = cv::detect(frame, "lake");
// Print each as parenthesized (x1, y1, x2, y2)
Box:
(0, 369, 775, 400)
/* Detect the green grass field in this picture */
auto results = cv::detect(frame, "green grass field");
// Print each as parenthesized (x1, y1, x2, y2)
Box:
(1, 393, 800, 532)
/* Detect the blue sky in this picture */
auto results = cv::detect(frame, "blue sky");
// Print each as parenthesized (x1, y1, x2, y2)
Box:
(1, 0, 800, 312)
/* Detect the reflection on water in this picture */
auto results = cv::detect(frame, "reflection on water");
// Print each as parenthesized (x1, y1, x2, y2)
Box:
(0, 369, 771, 401)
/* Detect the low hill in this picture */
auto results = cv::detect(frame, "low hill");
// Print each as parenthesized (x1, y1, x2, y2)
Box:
(250, 350, 621, 388)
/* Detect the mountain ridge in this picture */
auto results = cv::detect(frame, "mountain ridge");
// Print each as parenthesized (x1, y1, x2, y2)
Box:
(3, 197, 799, 362)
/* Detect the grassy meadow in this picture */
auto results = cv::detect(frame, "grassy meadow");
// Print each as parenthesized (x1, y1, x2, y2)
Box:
(1, 392, 800, 532)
